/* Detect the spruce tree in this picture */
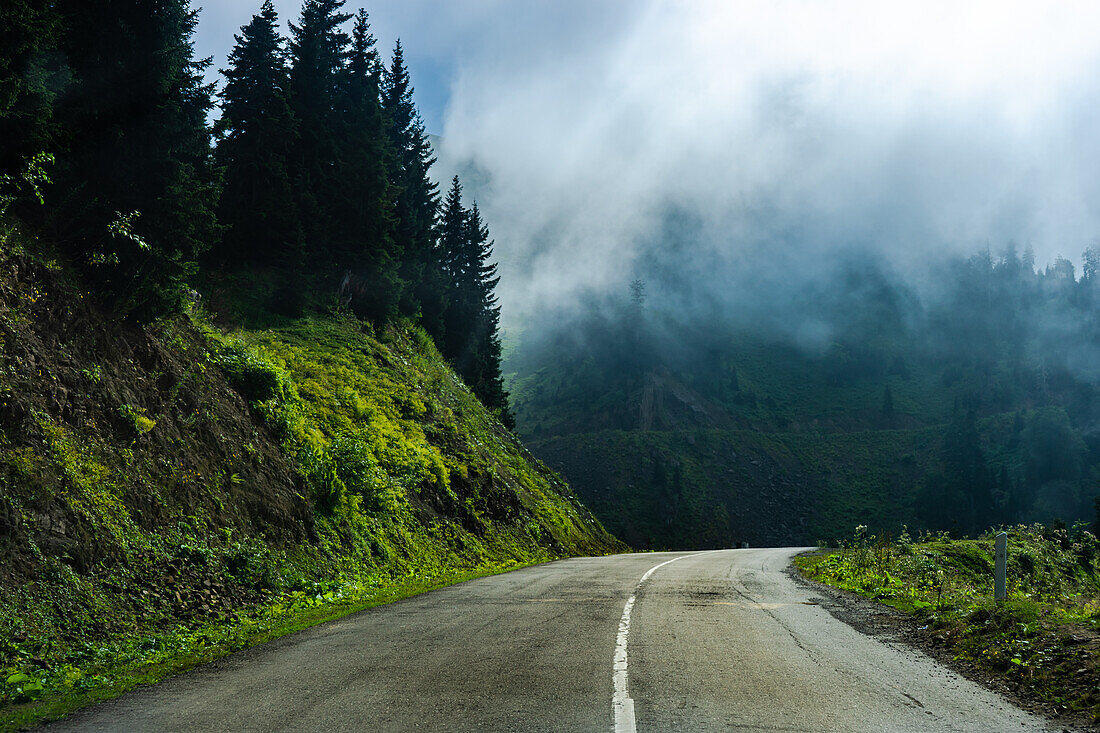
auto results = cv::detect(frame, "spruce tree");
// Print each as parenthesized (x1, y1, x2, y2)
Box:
(437, 176, 512, 427)
(1084, 246, 1100, 285)
(216, 0, 298, 269)
(437, 175, 467, 355)
(287, 0, 351, 275)
(332, 10, 401, 321)
(382, 40, 442, 333)
(463, 201, 512, 427)
(53, 0, 218, 319)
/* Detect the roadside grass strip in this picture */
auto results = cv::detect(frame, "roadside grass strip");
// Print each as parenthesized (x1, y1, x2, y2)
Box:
(0, 561, 541, 732)
(795, 525, 1100, 723)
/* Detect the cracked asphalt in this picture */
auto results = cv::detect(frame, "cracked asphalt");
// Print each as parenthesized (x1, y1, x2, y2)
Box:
(45, 548, 1066, 732)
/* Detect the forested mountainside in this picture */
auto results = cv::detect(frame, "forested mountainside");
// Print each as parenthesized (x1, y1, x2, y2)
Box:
(508, 247, 1100, 548)
(3, 0, 510, 422)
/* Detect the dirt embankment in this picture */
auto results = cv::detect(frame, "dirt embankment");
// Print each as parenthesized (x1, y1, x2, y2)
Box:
(0, 255, 311, 586)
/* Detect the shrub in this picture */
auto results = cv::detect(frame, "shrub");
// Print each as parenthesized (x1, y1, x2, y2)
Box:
(213, 342, 287, 404)
(329, 434, 406, 514)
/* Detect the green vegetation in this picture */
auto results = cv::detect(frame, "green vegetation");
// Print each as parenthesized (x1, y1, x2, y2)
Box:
(0, 562, 536, 731)
(797, 526, 1100, 722)
(0, 250, 622, 731)
(526, 426, 951, 549)
(212, 315, 613, 560)
(528, 429, 810, 549)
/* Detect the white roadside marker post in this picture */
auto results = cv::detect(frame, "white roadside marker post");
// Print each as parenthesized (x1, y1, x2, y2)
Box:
(994, 531, 1007, 602)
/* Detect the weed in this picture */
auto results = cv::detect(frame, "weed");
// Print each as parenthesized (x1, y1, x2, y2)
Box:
(80, 365, 101, 384)
(118, 405, 155, 436)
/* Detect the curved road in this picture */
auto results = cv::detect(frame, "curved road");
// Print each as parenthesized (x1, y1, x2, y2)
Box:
(47, 549, 1061, 732)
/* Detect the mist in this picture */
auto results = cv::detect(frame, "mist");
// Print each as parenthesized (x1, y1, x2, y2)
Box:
(430, 1, 1100, 333)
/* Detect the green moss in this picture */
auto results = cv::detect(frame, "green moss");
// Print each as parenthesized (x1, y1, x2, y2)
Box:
(208, 316, 620, 557)
(118, 405, 155, 435)
(30, 413, 142, 552)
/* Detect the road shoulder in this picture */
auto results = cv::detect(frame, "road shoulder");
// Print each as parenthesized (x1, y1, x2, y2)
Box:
(787, 555, 1097, 732)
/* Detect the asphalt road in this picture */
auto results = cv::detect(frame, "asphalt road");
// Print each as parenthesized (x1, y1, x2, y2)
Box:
(47, 548, 1062, 732)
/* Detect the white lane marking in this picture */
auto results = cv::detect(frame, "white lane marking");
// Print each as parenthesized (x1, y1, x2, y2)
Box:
(612, 552, 713, 733)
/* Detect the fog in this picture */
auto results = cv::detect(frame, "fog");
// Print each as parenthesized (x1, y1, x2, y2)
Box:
(196, 2, 1100, 334)
(428, 1, 1100, 331)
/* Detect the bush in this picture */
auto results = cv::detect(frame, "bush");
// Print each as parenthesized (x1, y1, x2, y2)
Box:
(213, 343, 287, 404)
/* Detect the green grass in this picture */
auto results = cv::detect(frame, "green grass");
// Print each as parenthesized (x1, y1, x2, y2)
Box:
(797, 525, 1100, 721)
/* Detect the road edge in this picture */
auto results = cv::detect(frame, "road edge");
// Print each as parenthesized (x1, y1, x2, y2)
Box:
(786, 552, 1097, 733)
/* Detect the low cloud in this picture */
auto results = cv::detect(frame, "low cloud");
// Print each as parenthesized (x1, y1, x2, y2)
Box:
(433, 0, 1100, 327)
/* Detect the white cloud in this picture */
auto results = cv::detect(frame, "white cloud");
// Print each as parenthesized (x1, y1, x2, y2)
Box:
(432, 0, 1100, 324)
(196, 2, 1100, 325)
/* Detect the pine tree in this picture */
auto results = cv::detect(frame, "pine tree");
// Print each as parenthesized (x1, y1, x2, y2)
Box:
(53, 0, 218, 319)
(1083, 246, 1100, 285)
(382, 40, 442, 332)
(1021, 245, 1036, 274)
(437, 175, 467, 354)
(464, 201, 513, 427)
(216, 0, 298, 269)
(289, 0, 351, 113)
(917, 409, 992, 534)
(331, 10, 401, 321)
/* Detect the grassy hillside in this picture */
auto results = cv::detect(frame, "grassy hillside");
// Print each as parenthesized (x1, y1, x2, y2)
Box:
(0, 250, 622, 728)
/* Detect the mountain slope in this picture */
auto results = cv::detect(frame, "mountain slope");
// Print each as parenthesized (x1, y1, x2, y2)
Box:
(0, 250, 622, 725)
(507, 301, 1100, 548)
(526, 426, 942, 548)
